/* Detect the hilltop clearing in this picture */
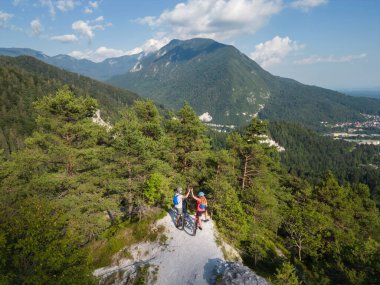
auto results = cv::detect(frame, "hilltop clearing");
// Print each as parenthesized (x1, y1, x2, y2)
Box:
(94, 211, 268, 285)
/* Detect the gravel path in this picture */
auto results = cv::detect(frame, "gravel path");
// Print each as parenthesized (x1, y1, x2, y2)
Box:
(152, 209, 225, 285)
(94, 209, 233, 285)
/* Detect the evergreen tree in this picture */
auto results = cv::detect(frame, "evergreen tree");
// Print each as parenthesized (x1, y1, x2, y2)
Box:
(0, 197, 95, 285)
(273, 262, 301, 285)
(165, 102, 210, 185)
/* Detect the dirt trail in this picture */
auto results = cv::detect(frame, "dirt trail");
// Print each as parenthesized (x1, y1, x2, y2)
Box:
(94, 210, 239, 285)
(151, 210, 225, 285)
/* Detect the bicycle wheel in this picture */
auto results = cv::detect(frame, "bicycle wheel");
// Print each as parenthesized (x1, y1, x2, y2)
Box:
(181, 213, 185, 230)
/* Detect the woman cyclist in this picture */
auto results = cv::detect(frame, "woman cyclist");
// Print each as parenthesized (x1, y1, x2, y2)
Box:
(190, 187, 207, 230)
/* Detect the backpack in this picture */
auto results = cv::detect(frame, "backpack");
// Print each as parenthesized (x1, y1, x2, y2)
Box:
(200, 196, 207, 209)
(173, 194, 180, 206)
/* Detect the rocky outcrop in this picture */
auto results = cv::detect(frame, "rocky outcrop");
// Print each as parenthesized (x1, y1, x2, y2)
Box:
(214, 260, 271, 285)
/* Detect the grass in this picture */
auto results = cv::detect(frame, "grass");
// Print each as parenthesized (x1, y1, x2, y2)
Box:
(88, 208, 166, 268)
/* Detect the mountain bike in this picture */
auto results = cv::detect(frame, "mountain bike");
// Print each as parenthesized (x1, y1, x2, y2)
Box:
(193, 210, 206, 236)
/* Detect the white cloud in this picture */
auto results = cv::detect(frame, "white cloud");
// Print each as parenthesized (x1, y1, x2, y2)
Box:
(50, 34, 78, 42)
(199, 112, 213, 122)
(95, 47, 128, 59)
(290, 0, 328, 11)
(94, 16, 104, 22)
(72, 17, 111, 40)
(89, 1, 99, 8)
(72, 20, 94, 39)
(40, 0, 55, 17)
(137, 0, 283, 41)
(122, 37, 171, 55)
(69, 46, 133, 62)
(125, 47, 143, 55)
(0, 11, 13, 27)
(56, 0, 77, 12)
(40, 0, 80, 15)
(84, 1, 99, 14)
(294, 53, 367, 64)
(30, 19, 42, 35)
(141, 38, 171, 53)
(84, 7, 92, 14)
(69, 50, 89, 59)
(71, 16, 112, 40)
(250, 36, 304, 68)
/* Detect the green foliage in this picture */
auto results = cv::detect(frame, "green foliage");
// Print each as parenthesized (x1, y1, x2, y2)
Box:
(0, 55, 139, 157)
(0, 197, 95, 285)
(207, 178, 248, 242)
(269, 121, 380, 205)
(166, 102, 210, 185)
(273, 262, 301, 285)
(1, 87, 379, 285)
(144, 172, 171, 207)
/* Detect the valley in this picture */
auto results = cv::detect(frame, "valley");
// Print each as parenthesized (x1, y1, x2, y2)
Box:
(324, 113, 380, 145)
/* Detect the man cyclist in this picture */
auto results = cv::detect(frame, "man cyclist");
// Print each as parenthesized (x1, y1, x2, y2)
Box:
(173, 187, 190, 227)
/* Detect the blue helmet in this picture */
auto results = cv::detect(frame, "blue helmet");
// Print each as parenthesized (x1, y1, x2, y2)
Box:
(198, 192, 205, 197)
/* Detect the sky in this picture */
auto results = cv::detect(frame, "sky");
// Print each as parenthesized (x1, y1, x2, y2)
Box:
(1, 0, 379, 90)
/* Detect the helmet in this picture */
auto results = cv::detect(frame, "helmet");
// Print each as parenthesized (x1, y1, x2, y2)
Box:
(198, 192, 205, 197)
(175, 187, 183, 193)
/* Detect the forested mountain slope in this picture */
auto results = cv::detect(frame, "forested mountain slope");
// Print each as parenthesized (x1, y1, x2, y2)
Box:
(0, 55, 140, 156)
(268, 121, 380, 204)
(3, 41, 380, 130)
(107, 38, 380, 129)
(0, 88, 378, 284)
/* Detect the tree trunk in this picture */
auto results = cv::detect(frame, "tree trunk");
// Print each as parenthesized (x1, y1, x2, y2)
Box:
(242, 155, 249, 191)
(298, 243, 302, 262)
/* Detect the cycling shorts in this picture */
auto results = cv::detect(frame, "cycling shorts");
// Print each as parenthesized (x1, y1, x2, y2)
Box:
(175, 207, 183, 215)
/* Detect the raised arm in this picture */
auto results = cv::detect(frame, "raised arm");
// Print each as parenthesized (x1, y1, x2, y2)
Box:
(183, 187, 191, 199)
(190, 187, 195, 199)
(191, 188, 200, 202)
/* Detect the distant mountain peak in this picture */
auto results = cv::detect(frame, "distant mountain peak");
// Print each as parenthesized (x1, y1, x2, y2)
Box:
(107, 37, 380, 129)
(0, 47, 140, 81)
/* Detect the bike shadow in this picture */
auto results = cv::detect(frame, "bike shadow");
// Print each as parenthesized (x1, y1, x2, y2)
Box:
(183, 213, 196, 236)
(168, 208, 197, 236)
(168, 207, 178, 225)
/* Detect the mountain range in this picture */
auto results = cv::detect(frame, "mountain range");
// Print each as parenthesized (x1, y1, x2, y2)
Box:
(0, 55, 140, 156)
(0, 47, 139, 81)
(2, 38, 380, 130)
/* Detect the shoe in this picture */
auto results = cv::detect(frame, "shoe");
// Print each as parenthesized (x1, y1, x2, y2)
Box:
(203, 219, 209, 222)
(199, 226, 203, 230)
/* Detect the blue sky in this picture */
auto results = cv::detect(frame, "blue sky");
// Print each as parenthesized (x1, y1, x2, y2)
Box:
(1, 0, 379, 90)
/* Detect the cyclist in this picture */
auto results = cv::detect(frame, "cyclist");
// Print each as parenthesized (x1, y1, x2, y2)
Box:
(173, 187, 190, 227)
(190, 187, 207, 230)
